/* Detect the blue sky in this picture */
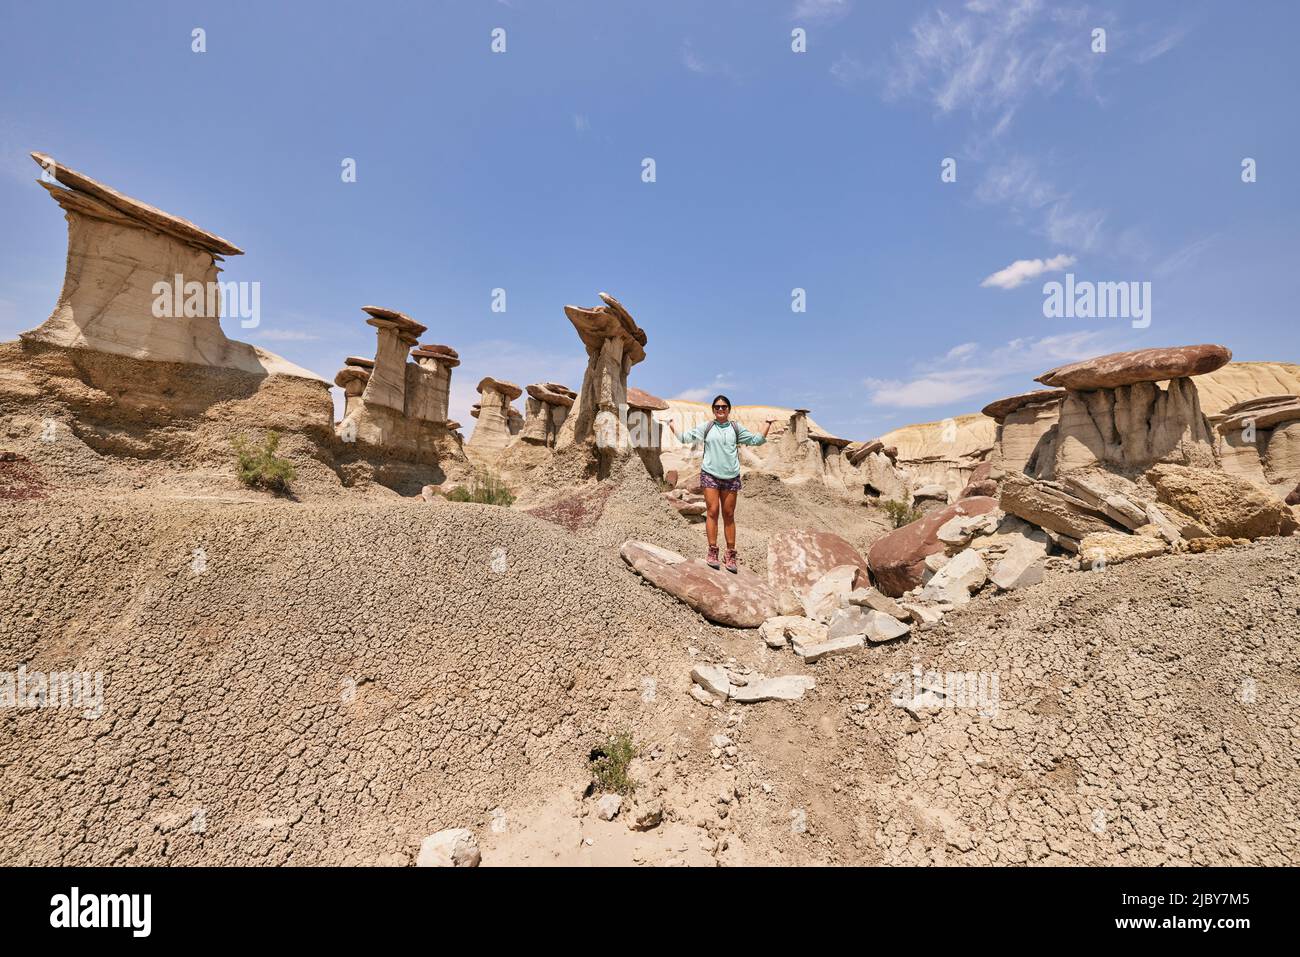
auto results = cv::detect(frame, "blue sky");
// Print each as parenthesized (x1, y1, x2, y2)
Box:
(1, 0, 1296, 438)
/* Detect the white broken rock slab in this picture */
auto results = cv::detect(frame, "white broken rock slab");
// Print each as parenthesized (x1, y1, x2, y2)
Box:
(917, 548, 988, 605)
(897, 601, 946, 625)
(936, 511, 1002, 549)
(990, 538, 1047, 591)
(803, 564, 862, 623)
(757, 615, 827, 650)
(730, 675, 816, 703)
(416, 828, 481, 867)
(690, 664, 731, 699)
(596, 794, 622, 821)
(846, 587, 911, 621)
(826, 605, 911, 644)
(792, 633, 865, 662)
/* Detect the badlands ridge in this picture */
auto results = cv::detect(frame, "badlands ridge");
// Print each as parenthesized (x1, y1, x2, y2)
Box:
(2, 154, 1297, 866)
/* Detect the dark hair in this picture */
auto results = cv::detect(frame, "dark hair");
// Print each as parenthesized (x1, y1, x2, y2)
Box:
(711, 394, 732, 410)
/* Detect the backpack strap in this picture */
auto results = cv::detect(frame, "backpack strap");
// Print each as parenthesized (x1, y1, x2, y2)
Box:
(701, 420, 740, 444)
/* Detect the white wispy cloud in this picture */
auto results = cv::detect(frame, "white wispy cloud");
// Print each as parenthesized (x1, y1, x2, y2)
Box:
(864, 331, 1127, 408)
(885, 0, 1102, 134)
(680, 39, 740, 82)
(829, 53, 869, 87)
(980, 253, 1076, 290)
(572, 114, 590, 133)
(1135, 21, 1193, 63)
(976, 155, 1107, 253)
(672, 372, 738, 404)
(1152, 234, 1217, 278)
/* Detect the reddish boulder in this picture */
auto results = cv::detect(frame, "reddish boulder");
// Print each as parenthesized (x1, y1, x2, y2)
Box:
(620, 541, 781, 628)
(1035, 344, 1230, 390)
(1287, 482, 1300, 507)
(958, 461, 996, 499)
(980, 389, 1067, 421)
(867, 497, 1001, 597)
(767, 529, 871, 609)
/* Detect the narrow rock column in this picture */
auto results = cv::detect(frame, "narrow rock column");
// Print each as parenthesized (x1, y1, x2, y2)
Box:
(359, 306, 427, 414)
(468, 377, 523, 453)
(980, 389, 1066, 479)
(555, 292, 647, 478)
(407, 343, 459, 424)
(522, 382, 576, 447)
(334, 366, 371, 418)
(626, 386, 670, 480)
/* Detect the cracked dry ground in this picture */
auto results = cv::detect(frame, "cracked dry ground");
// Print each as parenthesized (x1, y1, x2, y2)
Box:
(2, 493, 1297, 866)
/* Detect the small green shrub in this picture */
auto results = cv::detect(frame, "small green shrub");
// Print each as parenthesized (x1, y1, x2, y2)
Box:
(232, 432, 296, 493)
(445, 470, 515, 506)
(881, 498, 922, 529)
(589, 731, 639, 795)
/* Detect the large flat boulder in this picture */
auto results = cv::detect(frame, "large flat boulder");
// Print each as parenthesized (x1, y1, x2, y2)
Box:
(767, 529, 870, 611)
(1036, 344, 1231, 390)
(1146, 464, 1295, 539)
(998, 473, 1121, 540)
(620, 541, 781, 628)
(867, 497, 1000, 598)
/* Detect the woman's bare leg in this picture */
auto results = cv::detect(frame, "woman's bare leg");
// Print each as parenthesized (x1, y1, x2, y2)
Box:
(703, 487, 721, 547)
(721, 490, 738, 550)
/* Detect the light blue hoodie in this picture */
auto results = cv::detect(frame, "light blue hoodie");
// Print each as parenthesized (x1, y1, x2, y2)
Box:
(678, 420, 766, 480)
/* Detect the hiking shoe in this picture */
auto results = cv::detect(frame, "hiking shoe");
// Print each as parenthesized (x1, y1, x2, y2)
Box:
(706, 545, 720, 569)
(724, 549, 738, 574)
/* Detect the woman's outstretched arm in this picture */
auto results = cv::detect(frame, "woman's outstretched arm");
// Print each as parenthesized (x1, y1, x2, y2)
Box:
(736, 420, 775, 445)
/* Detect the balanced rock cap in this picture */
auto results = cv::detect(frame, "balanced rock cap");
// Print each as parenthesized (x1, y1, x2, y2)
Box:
(31, 151, 243, 257)
(981, 389, 1068, 421)
(476, 377, 523, 400)
(334, 366, 371, 388)
(361, 305, 428, 339)
(1218, 399, 1300, 433)
(412, 343, 460, 366)
(527, 382, 576, 407)
(470, 403, 481, 418)
(1219, 394, 1298, 417)
(344, 356, 375, 369)
(563, 292, 647, 364)
(810, 428, 851, 448)
(1035, 345, 1232, 390)
(626, 386, 669, 411)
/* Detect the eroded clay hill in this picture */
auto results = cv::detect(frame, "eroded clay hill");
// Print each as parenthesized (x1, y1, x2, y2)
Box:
(0, 492, 714, 865)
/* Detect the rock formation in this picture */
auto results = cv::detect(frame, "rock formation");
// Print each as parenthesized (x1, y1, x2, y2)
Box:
(555, 292, 647, 479)
(22, 152, 318, 380)
(877, 413, 995, 498)
(1036, 344, 1232, 390)
(468, 377, 523, 455)
(408, 343, 459, 425)
(981, 389, 1066, 479)
(1033, 346, 1229, 474)
(333, 308, 466, 475)
(519, 382, 576, 448)
(626, 386, 670, 480)
(1214, 394, 1300, 490)
(867, 497, 1001, 597)
(620, 541, 783, 628)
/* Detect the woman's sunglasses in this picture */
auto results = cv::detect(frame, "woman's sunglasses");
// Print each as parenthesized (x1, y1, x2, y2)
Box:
(713, 405, 729, 411)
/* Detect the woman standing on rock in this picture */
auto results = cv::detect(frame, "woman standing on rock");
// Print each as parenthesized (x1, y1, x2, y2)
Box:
(666, 395, 772, 573)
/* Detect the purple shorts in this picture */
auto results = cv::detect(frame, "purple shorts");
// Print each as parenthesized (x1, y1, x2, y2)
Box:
(699, 471, 742, 493)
